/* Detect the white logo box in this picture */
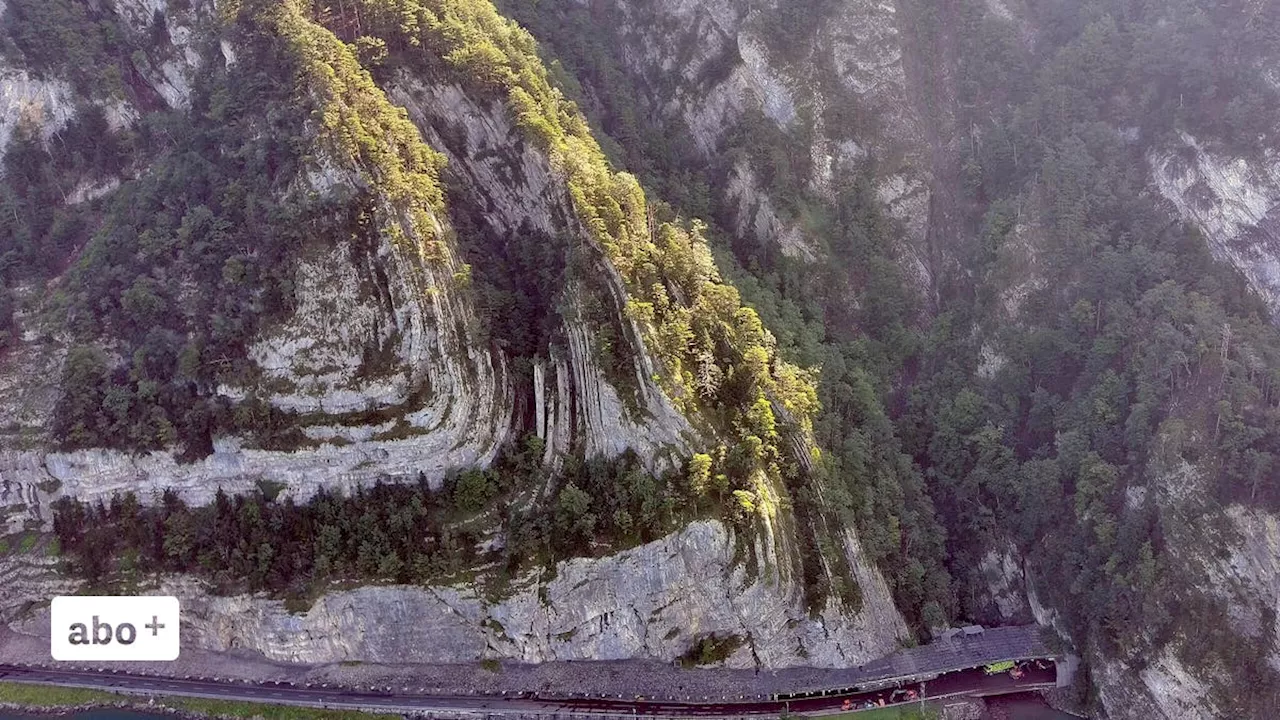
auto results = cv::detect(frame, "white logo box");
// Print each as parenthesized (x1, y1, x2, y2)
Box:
(50, 596, 180, 662)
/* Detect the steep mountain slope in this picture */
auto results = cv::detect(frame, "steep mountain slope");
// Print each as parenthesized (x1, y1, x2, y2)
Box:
(0, 0, 908, 670)
(4, 0, 1280, 715)
(500, 0, 1280, 717)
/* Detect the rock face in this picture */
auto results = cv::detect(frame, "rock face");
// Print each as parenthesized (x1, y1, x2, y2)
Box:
(1026, 449, 1280, 720)
(0, 69, 75, 158)
(1215, 506, 1280, 654)
(0, 85, 516, 525)
(0, 0, 208, 162)
(1151, 132, 1280, 315)
(0, 1, 915, 675)
(389, 79, 700, 470)
(113, 0, 204, 108)
(1093, 651, 1220, 720)
(5, 520, 906, 668)
(0, 46, 700, 529)
(976, 545, 1032, 624)
(578, 0, 931, 278)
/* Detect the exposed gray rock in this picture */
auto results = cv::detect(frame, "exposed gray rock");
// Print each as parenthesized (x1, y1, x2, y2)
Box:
(0, 2, 911, 682)
(0, 0, 207, 165)
(562, 0, 937, 311)
(977, 545, 1031, 623)
(113, 0, 203, 108)
(1072, 427, 1280, 720)
(827, 0, 931, 249)
(5, 520, 907, 669)
(0, 129, 516, 527)
(1150, 132, 1280, 315)
(0, 68, 75, 158)
(1094, 651, 1220, 720)
(726, 161, 816, 262)
(1215, 506, 1280, 662)
(390, 79, 700, 471)
(555, 288, 696, 467)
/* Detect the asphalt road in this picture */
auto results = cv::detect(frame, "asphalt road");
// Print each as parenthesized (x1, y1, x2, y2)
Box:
(0, 663, 1060, 717)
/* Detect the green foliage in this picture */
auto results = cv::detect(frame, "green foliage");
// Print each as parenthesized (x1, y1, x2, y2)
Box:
(54, 480, 476, 591)
(0, 680, 397, 719)
(51, 435, 699, 594)
(329, 0, 822, 527)
(454, 468, 496, 513)
(676, 633, 746, 667)
(495, 0, 710, 215)
(546, 449, 691, 554)
(498, 0, 951, 630)
(0, 107, 134, 280)
(43, 19, 314, 453)
(272, 1, 447, 239)
(888, 5, 1280, 704)
(0, 0, 131, 97)
(751, 1, 842, 64)
(0, 681, 122, 708)
(170, 696, 401, 719)
(501, 0, 1280, 657)
(30, 1, 449, 457)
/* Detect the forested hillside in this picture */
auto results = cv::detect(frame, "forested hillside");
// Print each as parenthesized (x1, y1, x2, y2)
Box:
(3, 0, 1280, 715)
(500, 0, 1280, 716)
(1, 0, 908, 670)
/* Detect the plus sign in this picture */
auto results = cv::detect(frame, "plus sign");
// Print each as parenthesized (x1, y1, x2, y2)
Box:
(145, 616, 166, 637)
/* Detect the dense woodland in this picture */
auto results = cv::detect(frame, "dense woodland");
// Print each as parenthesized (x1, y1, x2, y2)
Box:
(901, 6, 1280, 706)
(503, 0, 1280, 711)
(10, 0, 829, 613)
(1, 0, 423, 454)
(51, 436, 702, 603)
(7, 0, 1280, 708)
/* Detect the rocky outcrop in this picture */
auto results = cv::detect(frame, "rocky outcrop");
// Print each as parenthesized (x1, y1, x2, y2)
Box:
(0, 69, 75, 158)
(4, 520, 907, 669)
(0, 65, 516, 527)
(390, 79, 699, 470)
(827, 0, 931, 248)
(0, 0, 210, 162)
(113, 0, 205, 108)
(1150, 132, 1280, 315)
(1094, 651, 1220, 720)
(0, 66, 706, 531)
(1071, 436, 1280, 719)
(0, 0, 911, 681)
(562, 0, 931, 276)
(1214, 506, 1280, 658)
(1, 271, 514, 529)
(976, 544, 1032, 623)
(554, 290, 696, 466)
(726, 161, 816, 261)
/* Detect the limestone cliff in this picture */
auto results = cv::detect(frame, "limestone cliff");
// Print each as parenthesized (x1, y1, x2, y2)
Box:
(0, 0, 693, 520)
(1151, 132, 1280, 315)
(2, 520, 907, 669)
(387, 79, 699, 469)
(0, 0, 516, 518)
(11, 0, 1280, 709)
(524, 0, 933, 287)
(541, 0, 1280, 715)
(0, 0, 910, 673)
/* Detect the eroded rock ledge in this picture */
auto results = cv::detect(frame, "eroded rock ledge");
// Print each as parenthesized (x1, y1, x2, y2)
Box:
(3, 520, 907, 670)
